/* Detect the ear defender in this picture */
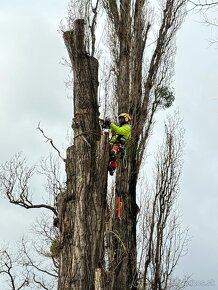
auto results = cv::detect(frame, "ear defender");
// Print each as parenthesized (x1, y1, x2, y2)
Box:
(118, 113, 131, 122)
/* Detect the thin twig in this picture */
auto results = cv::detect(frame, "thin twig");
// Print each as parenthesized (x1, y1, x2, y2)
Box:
(37, 123, 66, 162)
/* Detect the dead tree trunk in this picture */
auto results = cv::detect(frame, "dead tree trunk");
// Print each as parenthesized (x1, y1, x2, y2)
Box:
(57, 19, 108, 290)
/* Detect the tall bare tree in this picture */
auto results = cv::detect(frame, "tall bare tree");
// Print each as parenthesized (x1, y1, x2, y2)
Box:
(137, 115, 189, 290)
(101, 1, 187, 289)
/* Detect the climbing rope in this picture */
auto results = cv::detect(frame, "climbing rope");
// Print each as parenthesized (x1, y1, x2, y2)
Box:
(118, 145, 127, 171)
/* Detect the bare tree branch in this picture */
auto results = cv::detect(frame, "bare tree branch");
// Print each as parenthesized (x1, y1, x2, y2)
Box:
(0, 248, 30, 290)
(33, 273, 50, 290)
(89, 0, 100, 56)
(37, 123, 66, 162)
(189, 0, 218, 8)
(0, 153, 57, 216)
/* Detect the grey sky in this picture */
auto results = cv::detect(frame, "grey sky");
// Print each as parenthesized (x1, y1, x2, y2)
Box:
(0, 0, 71, 242)
(171, 8, 218, 289)
(0, 1, 218, 289)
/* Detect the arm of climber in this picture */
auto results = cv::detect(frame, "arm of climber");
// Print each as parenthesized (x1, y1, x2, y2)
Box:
(110, 123, 131, 139)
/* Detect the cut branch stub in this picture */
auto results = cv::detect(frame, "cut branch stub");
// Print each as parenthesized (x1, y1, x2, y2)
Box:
(64, 19, 100, 142)
(63, 19, 86, 59)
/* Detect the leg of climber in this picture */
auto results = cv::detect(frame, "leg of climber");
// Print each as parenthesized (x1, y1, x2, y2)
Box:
(108, 143, 120, 175)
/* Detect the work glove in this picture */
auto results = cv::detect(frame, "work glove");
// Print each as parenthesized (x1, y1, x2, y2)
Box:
(103, 116, 111, 128)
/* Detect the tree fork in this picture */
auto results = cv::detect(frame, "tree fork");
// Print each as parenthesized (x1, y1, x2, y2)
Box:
(57, 19, 108, 290)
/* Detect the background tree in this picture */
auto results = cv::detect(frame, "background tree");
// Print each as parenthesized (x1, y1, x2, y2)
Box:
(137, 115, 189, 290)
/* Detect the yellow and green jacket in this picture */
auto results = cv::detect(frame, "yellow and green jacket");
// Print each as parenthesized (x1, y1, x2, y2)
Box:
(109, 123, 131, 145)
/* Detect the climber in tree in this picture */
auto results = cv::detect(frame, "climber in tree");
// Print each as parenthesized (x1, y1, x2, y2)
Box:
(104, 113, 131, 175)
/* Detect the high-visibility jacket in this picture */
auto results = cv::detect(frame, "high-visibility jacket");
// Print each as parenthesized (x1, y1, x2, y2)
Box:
(109, 123, 131, 144)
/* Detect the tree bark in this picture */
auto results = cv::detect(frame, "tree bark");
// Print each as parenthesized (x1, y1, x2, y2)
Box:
(110, 161, 138, 290)
(57, 19, 108, 290)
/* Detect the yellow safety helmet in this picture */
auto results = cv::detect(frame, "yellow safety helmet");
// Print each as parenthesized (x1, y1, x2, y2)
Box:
(118, 113, 131, 123)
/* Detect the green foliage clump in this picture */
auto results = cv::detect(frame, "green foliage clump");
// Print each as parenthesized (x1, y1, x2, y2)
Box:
(155, 86, 175, 109)
(50, 238, 61, 258)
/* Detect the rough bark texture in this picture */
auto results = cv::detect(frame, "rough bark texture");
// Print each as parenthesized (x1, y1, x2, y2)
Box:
(111, 166, 138, 290)
(57, 19, 108, 290)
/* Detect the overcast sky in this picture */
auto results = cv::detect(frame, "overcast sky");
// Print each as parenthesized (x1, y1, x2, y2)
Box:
(1, 1, 218, 289)
(173, 6, 218, 289)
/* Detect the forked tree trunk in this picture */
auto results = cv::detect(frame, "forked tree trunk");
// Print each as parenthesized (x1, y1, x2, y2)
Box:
(57, 19, 108, 290)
